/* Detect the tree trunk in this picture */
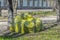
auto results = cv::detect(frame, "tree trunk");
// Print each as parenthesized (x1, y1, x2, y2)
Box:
(56, 0, 60, 22)
(0, 2, 1, 16)
(8, 0, 18, 29)
(8, 0, 14, 29)
(12, 0, 18, 16)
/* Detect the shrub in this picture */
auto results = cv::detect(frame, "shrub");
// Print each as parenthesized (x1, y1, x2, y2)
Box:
(10, 13, 43, 34)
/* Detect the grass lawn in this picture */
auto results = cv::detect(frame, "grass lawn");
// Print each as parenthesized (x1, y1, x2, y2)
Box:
(20, 11, 57, 16)
(0, 24, 60, 40)
(0, 17, 8, 21)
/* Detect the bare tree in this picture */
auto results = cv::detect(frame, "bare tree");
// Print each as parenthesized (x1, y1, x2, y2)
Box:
(7, 0, 18, 29)
(12, 0, 18, 16)
(0, 2, 1, 16)
(56, 0, 60, 22)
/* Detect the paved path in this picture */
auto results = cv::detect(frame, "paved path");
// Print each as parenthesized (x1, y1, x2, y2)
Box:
(0, 22, 8, 35)
(40, 16, 57, 23)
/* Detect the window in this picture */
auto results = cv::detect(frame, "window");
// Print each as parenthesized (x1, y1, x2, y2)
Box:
(18, 0, 20, 8)
(34, 0, 38, 7)
(17, 0, 51, 9)
(29, 0, 33, 7)
(39, 0, 42, 7)
(43, 0, 47, 7)
(23, 0, 27, 6)
(1, 0, 4, 6)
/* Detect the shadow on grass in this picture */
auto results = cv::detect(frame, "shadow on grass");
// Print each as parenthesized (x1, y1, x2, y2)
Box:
(3, 32, 26, 38)
(43, 23, 58, 31)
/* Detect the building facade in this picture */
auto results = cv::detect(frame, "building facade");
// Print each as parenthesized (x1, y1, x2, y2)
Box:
(0, 0, 56, 10)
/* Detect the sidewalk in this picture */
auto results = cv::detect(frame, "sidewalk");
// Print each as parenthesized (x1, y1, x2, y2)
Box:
(40, 16, 57, 24)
